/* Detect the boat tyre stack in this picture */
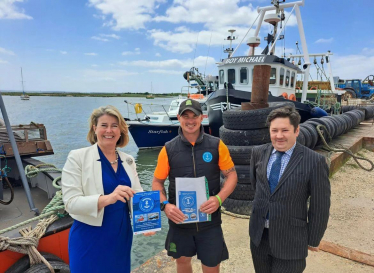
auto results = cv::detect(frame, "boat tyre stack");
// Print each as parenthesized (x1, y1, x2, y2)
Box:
(219, 103, 292, 216)
(297, 109, 368, 150)
(342, 105, 374, 120)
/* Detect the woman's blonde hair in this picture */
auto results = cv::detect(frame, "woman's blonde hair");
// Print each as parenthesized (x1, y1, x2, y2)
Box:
(87, 105, 129, 147)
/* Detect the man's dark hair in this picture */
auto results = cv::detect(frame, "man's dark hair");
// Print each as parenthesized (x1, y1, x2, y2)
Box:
(266, 105, 301, 132)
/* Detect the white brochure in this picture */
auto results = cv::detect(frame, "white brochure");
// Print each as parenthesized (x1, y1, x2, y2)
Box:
(175, 176, 211, 224)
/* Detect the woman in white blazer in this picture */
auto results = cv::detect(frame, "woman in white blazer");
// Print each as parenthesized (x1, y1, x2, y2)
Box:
(62, 105, 143, 273)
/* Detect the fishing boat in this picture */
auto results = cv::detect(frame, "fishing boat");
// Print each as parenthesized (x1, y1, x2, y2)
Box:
(0, 94, 72, 272)
(206, 0, 335, 137)
(126, 93, 210, 149)
(20, 68, 30, 101)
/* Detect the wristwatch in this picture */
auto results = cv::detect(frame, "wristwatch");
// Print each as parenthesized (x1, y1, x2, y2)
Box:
(160, 200, 169, 211)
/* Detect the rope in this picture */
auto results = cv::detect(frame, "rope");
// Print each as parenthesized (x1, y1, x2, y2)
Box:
(221, 207, 250, 219)
(0, 163, 66, 272)
(315, 124, 374, 171)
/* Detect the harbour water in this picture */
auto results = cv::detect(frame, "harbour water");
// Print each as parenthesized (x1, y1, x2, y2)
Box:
(2, 95, 176, 269)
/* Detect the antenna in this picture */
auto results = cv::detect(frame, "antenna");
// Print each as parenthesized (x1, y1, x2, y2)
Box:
(224, 30, 236, 58)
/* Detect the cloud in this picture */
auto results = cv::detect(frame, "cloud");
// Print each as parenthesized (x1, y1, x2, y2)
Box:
(315, 38, 333, 44)
(82, 69, 138, 81)
(100, 33, 120, 39)
(60, 51, 68, 54)
(362, 47, 374, 56)
(155, 52, 161, 57)
(91, 64, 99, 67)
(91, 36, 109, 42)
(0, 59, 9, 64)
(0, 0, 33, 20)
(0, 47, 15, 55)
(122, 48, 141, 56)
(149, 69, 184, 75)
(119, 56, 216, 69)
(88, 0, 165, 30)
(85, 52, 98, 56)
(332, 54, 374, 79)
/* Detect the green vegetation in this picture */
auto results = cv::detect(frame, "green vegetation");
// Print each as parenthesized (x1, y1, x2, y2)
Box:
(1, 91, 181, 98)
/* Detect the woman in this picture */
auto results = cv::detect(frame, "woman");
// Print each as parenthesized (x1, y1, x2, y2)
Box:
(62, 105, 143, 273)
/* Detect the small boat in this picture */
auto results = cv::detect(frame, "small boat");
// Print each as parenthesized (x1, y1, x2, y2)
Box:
(20, 67, 30, 100)
(146, 82, 155, 99)
(126, 92, 210, 149)
(0, 95, 72, 271)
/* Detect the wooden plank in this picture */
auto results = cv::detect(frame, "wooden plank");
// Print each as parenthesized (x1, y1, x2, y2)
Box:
(320, 240, 374, 267)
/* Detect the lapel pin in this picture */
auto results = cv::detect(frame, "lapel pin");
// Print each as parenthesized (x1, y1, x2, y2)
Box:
(126, 157, 133, 165)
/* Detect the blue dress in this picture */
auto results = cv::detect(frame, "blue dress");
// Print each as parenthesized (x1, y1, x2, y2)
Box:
(68, 147, 133, 273)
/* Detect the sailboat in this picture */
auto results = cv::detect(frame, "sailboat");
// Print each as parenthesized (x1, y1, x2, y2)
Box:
(20, 67, 30, 100)
(146, 82, 155, 99)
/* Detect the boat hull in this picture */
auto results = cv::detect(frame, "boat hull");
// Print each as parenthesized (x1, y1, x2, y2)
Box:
(128, 122, 210, 149)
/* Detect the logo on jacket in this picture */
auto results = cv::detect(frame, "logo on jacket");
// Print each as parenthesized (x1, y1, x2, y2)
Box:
(202, 152, 213, 162)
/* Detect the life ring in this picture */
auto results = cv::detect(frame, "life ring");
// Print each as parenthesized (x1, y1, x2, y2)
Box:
(310, 86, 317, 90)
(289, 94, 296, 101)
(134, 103, 142, 114)
(281, 92, 288, 99)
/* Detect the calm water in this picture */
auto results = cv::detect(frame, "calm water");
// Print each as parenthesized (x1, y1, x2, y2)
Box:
(1, 95, 176, 269)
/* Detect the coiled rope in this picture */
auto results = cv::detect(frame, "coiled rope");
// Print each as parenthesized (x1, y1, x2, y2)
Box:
(0, 164, 66, 272)
(315, 124, 374, 171)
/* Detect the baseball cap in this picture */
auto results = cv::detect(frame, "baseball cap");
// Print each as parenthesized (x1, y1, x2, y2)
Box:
(178, 99, 203, 116)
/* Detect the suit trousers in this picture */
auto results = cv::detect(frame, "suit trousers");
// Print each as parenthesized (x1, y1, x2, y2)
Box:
(250, 229, 306, 273)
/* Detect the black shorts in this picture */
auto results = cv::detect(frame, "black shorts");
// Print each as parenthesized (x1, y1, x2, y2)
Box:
(165, 225, 229, 267)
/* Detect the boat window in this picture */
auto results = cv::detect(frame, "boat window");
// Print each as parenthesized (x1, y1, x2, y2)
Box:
(269, 68, 276, 85)
(285, 70, 290, 87)
(169, 101, 179, 112)
(240, 67, 248, 84)
(228, 69, 235, 84)
(219, 70, 224, 84)
(291, 72, 295, 88)
(280, 68, 285, 86)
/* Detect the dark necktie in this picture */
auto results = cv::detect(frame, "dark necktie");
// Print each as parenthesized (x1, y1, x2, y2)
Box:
(268, 151, 285, 194)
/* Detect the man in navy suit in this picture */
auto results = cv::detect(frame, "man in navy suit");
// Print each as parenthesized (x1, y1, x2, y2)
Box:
(249, 106, 331, 273)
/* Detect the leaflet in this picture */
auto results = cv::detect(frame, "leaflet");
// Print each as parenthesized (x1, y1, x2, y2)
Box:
(176, 176, 211, 224)
(132, 191, 161, 235)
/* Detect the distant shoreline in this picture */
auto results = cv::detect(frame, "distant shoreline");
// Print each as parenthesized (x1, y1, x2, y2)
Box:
(0, 92, 180, 98)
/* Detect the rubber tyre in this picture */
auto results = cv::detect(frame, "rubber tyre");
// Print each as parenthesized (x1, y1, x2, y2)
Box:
(219, 126, 270, 146)
(222, 103, 292, 130)
(340, 114, 353, 133)
(23, 261, 70, 273)
(296, 129, 305, 146)
(220, 179, 255, 200)
(332, 115, 348, 136)
(300, 123, 319, 149)
(235, 164, 251, 184)
(222, 198, 253, 216)
(341, 105, 350, 113)
(321, 116, 340, 138)
(227, 146, 253, 165)
(308, 118, 334, 141)
(299, 126, 312, 148)
(5, 253, 64, 273)
(343, 112, 359, 127)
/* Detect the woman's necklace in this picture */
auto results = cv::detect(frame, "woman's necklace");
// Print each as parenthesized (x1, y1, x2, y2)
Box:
(109, 151, 119, 165)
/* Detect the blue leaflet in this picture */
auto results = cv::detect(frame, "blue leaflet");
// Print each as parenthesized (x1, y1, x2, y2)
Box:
(132, 191, 161, 235)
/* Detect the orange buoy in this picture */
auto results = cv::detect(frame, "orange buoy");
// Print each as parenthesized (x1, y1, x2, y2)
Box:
(281, 92, 288, 99)
(289, 94, 296, 101)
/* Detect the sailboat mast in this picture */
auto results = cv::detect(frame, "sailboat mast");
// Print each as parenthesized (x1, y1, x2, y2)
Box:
(21, 67, 25, 95)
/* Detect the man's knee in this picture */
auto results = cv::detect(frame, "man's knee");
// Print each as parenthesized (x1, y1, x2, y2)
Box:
(176, 256, 192, 265)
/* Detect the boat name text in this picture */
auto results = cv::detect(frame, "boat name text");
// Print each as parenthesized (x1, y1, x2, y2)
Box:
(148, 130, 169, 134)
(224, 56, 266, 64)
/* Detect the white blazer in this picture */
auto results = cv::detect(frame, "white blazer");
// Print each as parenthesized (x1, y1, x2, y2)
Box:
(61, 143, 143, 226)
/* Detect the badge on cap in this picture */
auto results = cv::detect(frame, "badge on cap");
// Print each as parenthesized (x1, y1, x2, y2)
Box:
(186, 100, 192, 105)
(126, 157, 133, 165)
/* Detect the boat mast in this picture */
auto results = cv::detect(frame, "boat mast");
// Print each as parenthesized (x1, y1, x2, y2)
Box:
(21, 67, 25, 95)
(224, 30, 236, 58)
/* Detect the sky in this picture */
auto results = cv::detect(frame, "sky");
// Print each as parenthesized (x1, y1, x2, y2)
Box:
(0, 0, 373, 93)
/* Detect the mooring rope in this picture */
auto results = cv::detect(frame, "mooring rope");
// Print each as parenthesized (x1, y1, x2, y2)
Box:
(0, 164, 66, 272)
(315, 124, 374, 171)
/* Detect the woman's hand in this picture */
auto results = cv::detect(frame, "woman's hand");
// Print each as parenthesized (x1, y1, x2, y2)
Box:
(108, 185, 136, 204)
(98, 185, 136, 210)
